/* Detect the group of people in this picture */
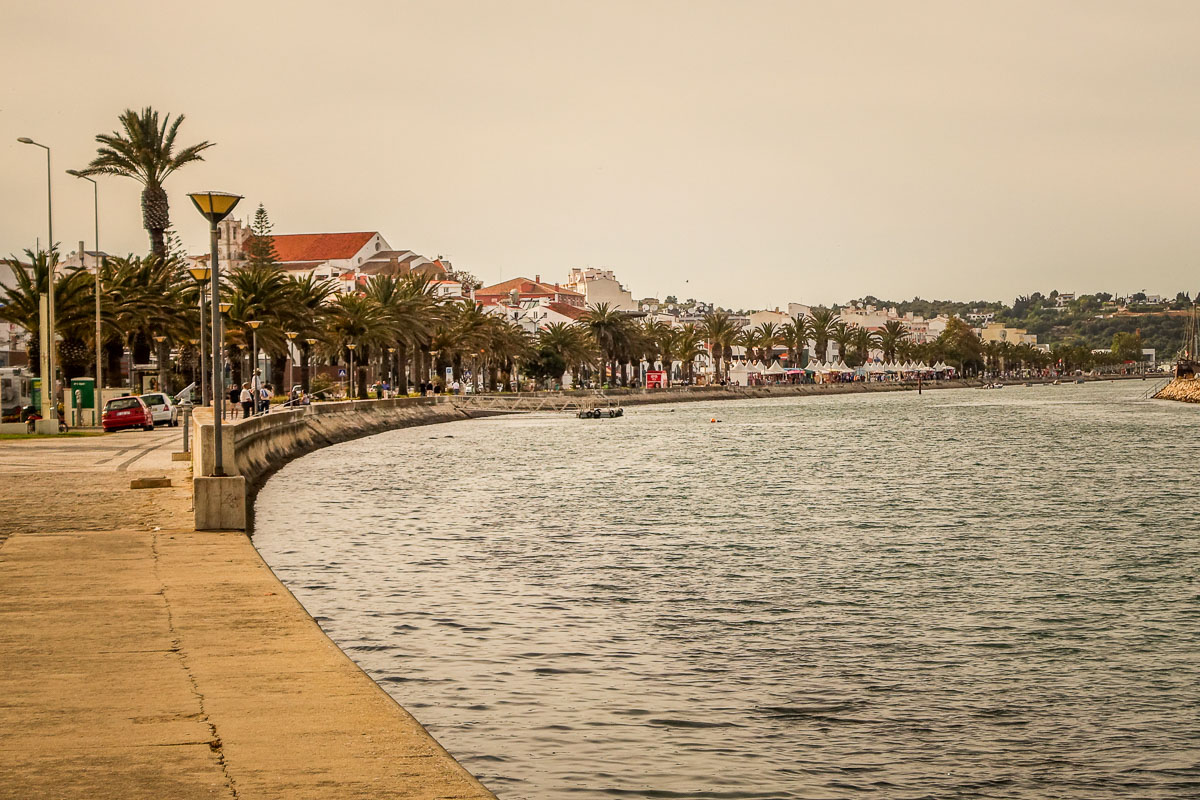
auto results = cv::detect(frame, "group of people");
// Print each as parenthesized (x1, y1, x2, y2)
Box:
(228, 373, 273, 419)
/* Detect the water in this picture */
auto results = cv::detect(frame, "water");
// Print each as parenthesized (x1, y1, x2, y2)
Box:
(254, 382, 1200, 799)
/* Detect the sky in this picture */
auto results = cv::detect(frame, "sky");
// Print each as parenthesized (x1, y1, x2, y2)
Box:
(3, 0, 1199, 309)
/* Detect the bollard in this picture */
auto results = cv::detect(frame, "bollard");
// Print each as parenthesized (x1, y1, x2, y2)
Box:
(74, 389, 82, 428)
(181, 403, 192, 454)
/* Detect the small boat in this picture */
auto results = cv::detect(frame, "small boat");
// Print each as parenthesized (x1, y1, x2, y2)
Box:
(578, 407, 624, 419)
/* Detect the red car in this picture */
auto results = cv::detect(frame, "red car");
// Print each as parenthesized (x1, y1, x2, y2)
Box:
(102, 396, 155, 432)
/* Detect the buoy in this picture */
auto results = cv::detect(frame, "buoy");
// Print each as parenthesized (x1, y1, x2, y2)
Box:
(710, 418, 717, 423)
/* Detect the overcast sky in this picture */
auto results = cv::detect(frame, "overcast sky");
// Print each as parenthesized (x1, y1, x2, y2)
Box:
(4, 1, 1199, 308)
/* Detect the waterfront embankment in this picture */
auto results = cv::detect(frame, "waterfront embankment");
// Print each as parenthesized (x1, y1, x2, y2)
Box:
(1154, 376, 1200, 402)
(0, 410, 497, 800)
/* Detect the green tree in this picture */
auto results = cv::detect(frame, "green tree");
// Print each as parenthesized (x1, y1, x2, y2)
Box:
(245, 204, 280, 269)
(80, 107, 214, 258)
(1112, 330, 1143, 363)
(809, 308, 839, 361)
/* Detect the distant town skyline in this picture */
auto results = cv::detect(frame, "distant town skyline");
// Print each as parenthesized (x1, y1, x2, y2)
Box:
(5, 1, 1200, 308)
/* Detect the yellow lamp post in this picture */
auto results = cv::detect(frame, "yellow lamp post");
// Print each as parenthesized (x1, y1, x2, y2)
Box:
(346, 343, 357, 400)
(286, 331, 298, 392)
(188, 191, 240, 476)
(246, 319, 262, 410)
(187, 264, 211, 405)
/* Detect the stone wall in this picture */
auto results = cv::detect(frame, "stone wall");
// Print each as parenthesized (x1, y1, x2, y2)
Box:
(191, 397, 472, 529)
(1154, 377, 1200, 403)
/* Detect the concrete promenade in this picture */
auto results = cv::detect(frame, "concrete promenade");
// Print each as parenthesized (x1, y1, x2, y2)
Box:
(0, 425, 496, 799)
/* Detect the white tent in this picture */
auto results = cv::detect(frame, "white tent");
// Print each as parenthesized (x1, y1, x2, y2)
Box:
(764, 360, 787, 375)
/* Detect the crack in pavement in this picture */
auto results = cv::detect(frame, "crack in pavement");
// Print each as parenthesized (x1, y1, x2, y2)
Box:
(151, 534, 239, 800)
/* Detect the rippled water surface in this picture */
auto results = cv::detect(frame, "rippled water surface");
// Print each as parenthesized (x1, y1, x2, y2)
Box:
(255, 382, 1200, 799)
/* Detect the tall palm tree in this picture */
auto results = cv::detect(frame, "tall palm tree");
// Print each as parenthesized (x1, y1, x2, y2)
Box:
(702, 311, 739, 382)
(537, 322, 595, 387)
(779, 317, 810, 368)
(756, 322, 781, 363)
(281, 273, 336, 392)
(80, 107, 214, 258)
(0, 249, 95, 380)
(735, 326, 760, 363)
(581, 302, 630, 387)
(809, 308, 839, 362)
(850, 326, 882, 367)
(879, 320, 909, 361)
(673, 324, 705, 384)
(325, 294, 393, 398)
(831, 321, 856, 364)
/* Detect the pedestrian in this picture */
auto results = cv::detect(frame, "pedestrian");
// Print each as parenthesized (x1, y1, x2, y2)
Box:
(259, 384, 271, 414)
(240, 383, 253, 419)
(227, 384, 240, 419)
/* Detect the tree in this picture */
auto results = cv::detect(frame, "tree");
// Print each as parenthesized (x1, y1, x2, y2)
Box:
(809, 308, 839, 361)
(581, 303, 630, 387)
(245, 204, 280, 269)
(779, 316, 811, 368)
(879, 320, 909, 361)
(1112, 330, 1143, 363)
(831, 321, 855, 364)
(80, 107, 214, 258)
(701, 311, 738, 382)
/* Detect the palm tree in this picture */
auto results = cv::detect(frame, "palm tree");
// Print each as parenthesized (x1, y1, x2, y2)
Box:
(0, 249, 96, 380)
(756, 322, 780, 364)
(809, 308, 839, 362)
(735, 325, 760, 363)
(537, 322, 595, 387)
(80, 108, 214, 258)
(581, 303, 630, 387)
(879, 320, 909, 361)
(223, 263, 295, 389)
(850, 326, 882, 367)
(281, 273, 336, 392)
(365, 273, 438, 395)
(701, 311, 739, 382)
(831, 321, 856, 364)
(779, 317, 811, 368)
(673, 324, 706, 384)
(325, 294, 393, 398)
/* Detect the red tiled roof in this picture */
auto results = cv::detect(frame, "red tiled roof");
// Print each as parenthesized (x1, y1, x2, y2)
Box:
(477, 277, 583, 298)
(266, 232, 377, 263)
(546, 302, 586, 321)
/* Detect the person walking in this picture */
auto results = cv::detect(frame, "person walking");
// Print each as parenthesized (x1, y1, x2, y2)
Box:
(259, 384, 271, 415)
(239, 383, 253, 419)
(227, 384, 240, 420)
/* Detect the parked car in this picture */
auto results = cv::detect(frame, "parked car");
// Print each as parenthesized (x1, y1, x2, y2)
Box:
(102, 396, 154, 432)
(139, 392, 180, 426)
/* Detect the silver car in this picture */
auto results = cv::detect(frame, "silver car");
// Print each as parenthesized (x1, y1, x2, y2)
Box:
(139, 392, 179, 426)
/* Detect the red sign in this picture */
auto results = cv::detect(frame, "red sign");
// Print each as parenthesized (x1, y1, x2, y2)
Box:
(646, 371, 667, 389)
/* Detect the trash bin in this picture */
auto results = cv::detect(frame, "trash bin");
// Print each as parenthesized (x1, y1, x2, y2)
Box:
(71, 378, 96, 426)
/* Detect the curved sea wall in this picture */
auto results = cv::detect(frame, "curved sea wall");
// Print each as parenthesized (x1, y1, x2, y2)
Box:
(191, 397, 472, 529)
(1154, 377, 1200, 403)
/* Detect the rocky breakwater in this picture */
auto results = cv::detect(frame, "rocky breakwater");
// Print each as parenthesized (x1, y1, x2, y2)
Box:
(191, 397, 472, 530)
(1154, 377, 1200, 403)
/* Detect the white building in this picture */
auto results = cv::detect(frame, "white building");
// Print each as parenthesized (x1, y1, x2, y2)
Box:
(563, 268, 635, 311)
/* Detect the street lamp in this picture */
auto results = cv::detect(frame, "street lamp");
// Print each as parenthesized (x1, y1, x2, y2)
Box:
(387, 347, 396, 392)
(19, 137, 57, 429)
(286, 331, 298, 392)
(66, 168, 103, 425)
(246, 320, 262, 410)
(346, 343, 357, 400)
(187, 265, 211, 405)
(188, 191, 241, 476)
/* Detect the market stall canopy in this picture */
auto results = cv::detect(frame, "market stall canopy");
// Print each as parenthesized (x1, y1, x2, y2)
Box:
(764, 361, 787, 375)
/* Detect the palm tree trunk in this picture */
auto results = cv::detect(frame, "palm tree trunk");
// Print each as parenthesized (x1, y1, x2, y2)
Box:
(156, 339, 171, 394)
(300, 345, 311, 393)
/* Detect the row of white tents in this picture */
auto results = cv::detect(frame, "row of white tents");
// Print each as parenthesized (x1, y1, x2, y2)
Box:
(727, 359, 957, 381)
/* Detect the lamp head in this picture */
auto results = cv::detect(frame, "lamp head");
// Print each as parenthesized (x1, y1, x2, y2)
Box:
(387, 347, 396, 353)
(153, 335, 166, 343)
(247, 320, 262, 329)
(187, 265, 212, 282)
(17, 137, 34, 144)
(218, 302, 232, 313)
(346, 343, 357, 351)
(305, 338, 318, 346)
(188, 191, 242, 224)
(286, 331, 298, 340)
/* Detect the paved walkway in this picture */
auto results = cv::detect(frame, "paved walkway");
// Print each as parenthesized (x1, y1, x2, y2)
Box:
(0, 429, 496, 799)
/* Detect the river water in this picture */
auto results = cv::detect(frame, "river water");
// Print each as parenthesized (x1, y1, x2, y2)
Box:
(254, 382, 1200, 799)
